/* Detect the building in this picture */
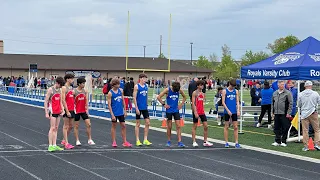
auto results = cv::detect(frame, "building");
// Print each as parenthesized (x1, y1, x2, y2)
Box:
(0, 53, 212, 82)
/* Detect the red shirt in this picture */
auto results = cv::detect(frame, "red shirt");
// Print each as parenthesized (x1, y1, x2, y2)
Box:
(65, 88, 75, 111)
(75, 89, 86, 114)
(50, 88, 61, 114)
(195, 91, 205, 115)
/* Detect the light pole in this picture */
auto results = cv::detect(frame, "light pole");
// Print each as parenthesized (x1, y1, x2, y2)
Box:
(190, 42, 193, 65)
(143, 46, 146, 58)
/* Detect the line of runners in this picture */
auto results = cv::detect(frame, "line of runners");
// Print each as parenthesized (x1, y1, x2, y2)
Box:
(44, 73, 240, 152)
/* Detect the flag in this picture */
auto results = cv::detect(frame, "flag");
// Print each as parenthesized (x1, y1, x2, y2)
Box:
(291, 112, 299, 130)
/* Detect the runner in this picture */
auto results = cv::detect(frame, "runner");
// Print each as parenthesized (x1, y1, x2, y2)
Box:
(191, 80, 213, 147)
(60, 74, 75, 149)
(133, 73, 152, 146)
(157, 81, 186, 148)
(44, 77, 65, 152)
(74, 77, 95, 146)
(108, 78, 132, 147)
(222, 79, 241, 148)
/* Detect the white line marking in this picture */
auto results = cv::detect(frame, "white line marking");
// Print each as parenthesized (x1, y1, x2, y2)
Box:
(0, 130, 110, 180)
(94, 153, 174, 180)
(180, 151, 293, 180)
(0, 148, 233, 153)
(1, 96, 320, 164)
(90, 167, 130, 170)
(136, 152, 234, 180)
(1, 156, 42, 180)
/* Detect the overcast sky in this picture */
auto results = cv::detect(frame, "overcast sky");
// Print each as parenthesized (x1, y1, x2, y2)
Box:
(1, 0, 319, 60)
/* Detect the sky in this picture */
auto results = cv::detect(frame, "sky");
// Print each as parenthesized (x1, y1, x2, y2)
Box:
(1, 0, 320, 61)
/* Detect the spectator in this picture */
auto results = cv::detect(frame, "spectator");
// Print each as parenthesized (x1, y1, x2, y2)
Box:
(250, 82, 262, 123)
(257, 81, 273, 128)
(188, 77, 198, 101)
(298, 81, 320, 151)
(202, 77, 207, 93)
(271, 80, 293, 147)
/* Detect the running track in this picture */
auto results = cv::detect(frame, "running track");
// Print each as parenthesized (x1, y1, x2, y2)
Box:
(0, 100, 319, 180)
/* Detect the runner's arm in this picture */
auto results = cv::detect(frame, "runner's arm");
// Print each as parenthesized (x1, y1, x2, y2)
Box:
(85, 90, 89, 112)
(191, 91, 197, 115)
(221, 89, 231, 114)
(236, 89, 240, 115)
(157, 88, 168, 105)
(133, 84, 138, 110)
(179, 89, 187, 108)
(107, 92, 114, 117)
(61, 87, 69, 114)
(44, 88, 52, 115)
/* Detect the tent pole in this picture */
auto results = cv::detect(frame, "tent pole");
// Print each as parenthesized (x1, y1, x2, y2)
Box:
(297, 80, 301, 142)
(239, 78, 244, 134)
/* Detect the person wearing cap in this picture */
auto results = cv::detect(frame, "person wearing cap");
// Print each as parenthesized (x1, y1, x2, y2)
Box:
(271, 80, 293, 147)
(298, 81, 320, 151)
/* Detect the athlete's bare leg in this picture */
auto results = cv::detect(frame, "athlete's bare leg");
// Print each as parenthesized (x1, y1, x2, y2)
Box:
(175, 120, 182, 142)
(192, 123, 197, 142)
(120, 122, 127, 143)
(84, 119, 92, 140)
(74, 121, 80, 142)
(203, 121, 208, 142)
(224, 121, 229, 142)
(233, 121, 239, 143)
(63, 117, 70, 143)
(167, 120, 172, 141)
(135, 119, 140, 141)
(144, 118, 150, 141)
(111, 122, 117, 142)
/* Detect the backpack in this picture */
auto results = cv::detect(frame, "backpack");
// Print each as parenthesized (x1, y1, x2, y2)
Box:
(102, 84, 109, 94)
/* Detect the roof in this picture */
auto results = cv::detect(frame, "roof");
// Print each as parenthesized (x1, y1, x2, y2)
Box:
(0, 53, 212, 73)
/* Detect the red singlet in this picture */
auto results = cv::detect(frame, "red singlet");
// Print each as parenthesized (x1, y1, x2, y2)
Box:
(195, 91, 205, 115)
(75, 89, 86, 113)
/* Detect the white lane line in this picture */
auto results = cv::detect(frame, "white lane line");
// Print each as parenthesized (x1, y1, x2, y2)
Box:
(94, 152, 174, 180)
(0, 130, 110, 180)
(1, 97, 320, 164)
(1, 156, 42, 180)
(136, 152, 234, 180)
(180, 151, 293, 180)
(0, 148, 239, 153)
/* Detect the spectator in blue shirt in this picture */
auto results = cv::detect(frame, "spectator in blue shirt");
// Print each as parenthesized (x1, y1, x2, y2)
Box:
(287, 80, 298, 117)
(257, 81, 273, 128)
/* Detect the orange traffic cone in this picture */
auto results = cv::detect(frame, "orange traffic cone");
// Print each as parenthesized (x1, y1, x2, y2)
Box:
(308, 137, 315, 151)
(161, 119, 167, 128)
(180, 118, 184, 127)
(197, 118, 202, 127)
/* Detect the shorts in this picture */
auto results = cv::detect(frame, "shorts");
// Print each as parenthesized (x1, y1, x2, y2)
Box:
(75, 113, 89, 121)
(166, 112, 180, 121)
(49, 112, 60, 118)
(224, 114, 238, 122)
(192, 114, 207, 123)
(136, 110, 150, 120)
(112, 115, 125, 123)
(63, 110, 75, 118)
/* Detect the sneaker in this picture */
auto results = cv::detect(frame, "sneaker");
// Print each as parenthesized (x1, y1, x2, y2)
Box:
(268, 124, 273, 129)
(48, 146, 55, 152)
(302, 147, 309, 151)
(65, 143, 74, 150)
(61, 140, 66, 145)
(217, 121, 222, 126)
(136, 140, 142, 146)
(225, 142, 230, 148)
(122, 141, 132, 148)
(235, 143, 241, 148)
(193, 142, 199, 147)
(76, 140, 81, 146)
(143, 140, 152, 146)
(112, 141, 117, 148)
(178, 142, 185, 148)
(272, 142, 280, 146)
(54, 146, 64, 151)
(166, 141, 171, 147)
(256, 123, 261, 128)
(88, 139, 95, 145)
(315, 145, 320, 151)
(203, 142, 213, 147)
(280, 143, 287, 147)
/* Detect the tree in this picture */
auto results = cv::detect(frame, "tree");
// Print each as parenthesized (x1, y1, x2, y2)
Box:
(208, 53, 219, 71)
(195, 55, 214, 70)
(267, 35, 301, 54)
(215, 45, 239, 79)
(158, 53, 167, 59)
(241, 50, 270, 66)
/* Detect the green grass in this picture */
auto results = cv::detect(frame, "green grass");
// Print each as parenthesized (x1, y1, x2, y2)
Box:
(138, 119, 320, 159)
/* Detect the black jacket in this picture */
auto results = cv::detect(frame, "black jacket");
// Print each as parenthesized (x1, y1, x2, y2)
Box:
(188, 81, 197, 100)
